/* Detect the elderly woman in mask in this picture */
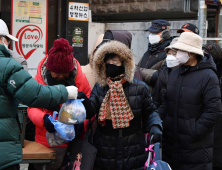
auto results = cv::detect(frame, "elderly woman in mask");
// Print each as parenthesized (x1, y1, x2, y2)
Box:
(27, 38, 91, 170)
(78, 40, 162, 170)
(152, 38, 179, 112)
(159, 32, 222, 170)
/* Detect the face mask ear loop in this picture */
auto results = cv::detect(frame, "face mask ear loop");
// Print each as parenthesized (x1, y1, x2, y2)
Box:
(1, 37, 8, 49)
(188, 52, 193, 59)
(1, 36, 5, 45)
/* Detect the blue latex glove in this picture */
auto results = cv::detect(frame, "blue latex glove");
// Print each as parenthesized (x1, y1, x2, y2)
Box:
(43, 114, 55, 133)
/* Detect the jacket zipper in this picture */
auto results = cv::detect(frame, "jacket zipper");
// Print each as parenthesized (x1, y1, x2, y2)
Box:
(175, 73, 185, 166)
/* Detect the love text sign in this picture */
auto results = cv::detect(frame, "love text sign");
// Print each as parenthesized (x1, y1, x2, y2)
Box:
(11, 0, 48, 77)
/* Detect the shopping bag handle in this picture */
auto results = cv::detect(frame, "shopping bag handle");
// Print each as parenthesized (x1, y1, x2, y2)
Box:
(149, 134, 154, 145)
(149, 134, 161, 161)
(145, 135, 161, 168)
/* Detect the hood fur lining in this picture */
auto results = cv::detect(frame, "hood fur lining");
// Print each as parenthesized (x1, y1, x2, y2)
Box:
(93, 40, 135, 86)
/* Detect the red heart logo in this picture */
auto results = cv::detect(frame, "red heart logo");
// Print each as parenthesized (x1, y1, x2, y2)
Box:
(15, 25, 43, 60)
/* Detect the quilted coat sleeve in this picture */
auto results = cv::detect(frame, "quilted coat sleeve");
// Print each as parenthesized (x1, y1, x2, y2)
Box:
(88, 84, 101, 118)
(4, 58, 68, 108)
(150, 62, 167, 87)
(196, 72, 222, 138)
(140, 68, 157, 86)
(152, 77, 162, 108)
(142, 83, 162, 132)
(27, 107, 45, 127)
(158, 100, 167, 121)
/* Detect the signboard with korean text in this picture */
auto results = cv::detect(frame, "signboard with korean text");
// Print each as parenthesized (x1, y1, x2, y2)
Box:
(11, 0, 48, 77)
(69, 2, 89, 21)
(67, 0, 89, 65)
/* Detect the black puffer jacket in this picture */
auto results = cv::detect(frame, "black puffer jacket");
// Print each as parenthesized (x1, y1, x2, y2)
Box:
(139, 37, 174, 87)
(90, 79, 162, 170)
(213, 60, 222, 169)
(88, 40, 162, 170)
(139, 38, 173, 69)
(152, 68, 171, 109)
(159, 53, 222, 170)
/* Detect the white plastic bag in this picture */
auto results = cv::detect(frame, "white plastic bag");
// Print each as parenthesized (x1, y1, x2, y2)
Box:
(46, 131, 68, 147)
(46, 111, 75, 147)
(58, 99, 86, 124)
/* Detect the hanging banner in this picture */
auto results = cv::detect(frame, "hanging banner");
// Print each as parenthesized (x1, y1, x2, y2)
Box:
(11, 0, 48, 77)
(69, 2, 89, 21)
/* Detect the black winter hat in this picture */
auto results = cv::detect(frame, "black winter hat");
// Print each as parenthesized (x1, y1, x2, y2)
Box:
(95, 30, 132, 51)
(177, 23, 199, 35)
(203, 43, 222, 64)
(147, 19, 171, 33)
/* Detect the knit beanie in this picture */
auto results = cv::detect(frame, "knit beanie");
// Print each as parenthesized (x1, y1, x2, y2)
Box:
(46, 38, 74, 73)
(203, 43, 222, 64)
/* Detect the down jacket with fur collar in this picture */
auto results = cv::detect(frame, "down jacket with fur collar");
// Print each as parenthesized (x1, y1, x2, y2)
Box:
(159, 53, 222, 170)
(88, 40, 162, 170)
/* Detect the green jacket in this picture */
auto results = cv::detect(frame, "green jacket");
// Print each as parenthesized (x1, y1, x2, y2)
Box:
(0, 45, 68, 169)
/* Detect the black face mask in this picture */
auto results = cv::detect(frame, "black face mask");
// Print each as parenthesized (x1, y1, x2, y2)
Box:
(106, 64, 125, 78)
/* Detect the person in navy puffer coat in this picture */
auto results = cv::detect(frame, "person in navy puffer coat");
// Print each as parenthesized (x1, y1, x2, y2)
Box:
(159, 32, 222, 170)
(203, 43, 222, 170)
(78, 38, 163, 170)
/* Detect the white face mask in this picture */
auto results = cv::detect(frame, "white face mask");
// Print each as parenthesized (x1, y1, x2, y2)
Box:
(176, 51, 190, 64)
(166, 55, 179, 68)
(1, 37, 8, 50)
(149, 33, 161, 45)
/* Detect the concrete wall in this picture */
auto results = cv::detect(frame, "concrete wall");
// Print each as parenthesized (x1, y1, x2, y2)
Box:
(88, 23, 105, 56)
(88, 20, 197, 64)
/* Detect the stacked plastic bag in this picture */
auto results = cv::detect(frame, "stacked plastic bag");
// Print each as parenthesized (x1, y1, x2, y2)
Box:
(46, 99, 86, 147)
(46, 111, 75, 146)
(58, 99, 86, 124)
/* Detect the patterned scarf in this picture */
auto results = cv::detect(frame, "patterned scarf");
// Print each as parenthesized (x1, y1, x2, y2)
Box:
(98, 75, 134, 129)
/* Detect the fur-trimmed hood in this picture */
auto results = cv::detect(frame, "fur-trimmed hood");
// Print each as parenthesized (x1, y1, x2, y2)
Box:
(93, 40, 135, 86)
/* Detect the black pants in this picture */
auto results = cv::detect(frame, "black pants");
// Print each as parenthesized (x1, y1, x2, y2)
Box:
(25, 120, 35, 141)
(2, 164, 19, 170)
(25, 120, 36, 170)
(214, 167, 222, 170)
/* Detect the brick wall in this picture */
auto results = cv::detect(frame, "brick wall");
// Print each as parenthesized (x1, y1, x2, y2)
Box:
(90, 0, 198, 15)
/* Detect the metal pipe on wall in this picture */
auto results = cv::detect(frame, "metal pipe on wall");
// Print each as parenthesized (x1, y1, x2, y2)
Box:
(57, 0, 62, 38)
(0, 0, 2, 13)
(184, 0, 191, 13)
(217, 6, 222, 45)
(197, 0, 207, 43)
